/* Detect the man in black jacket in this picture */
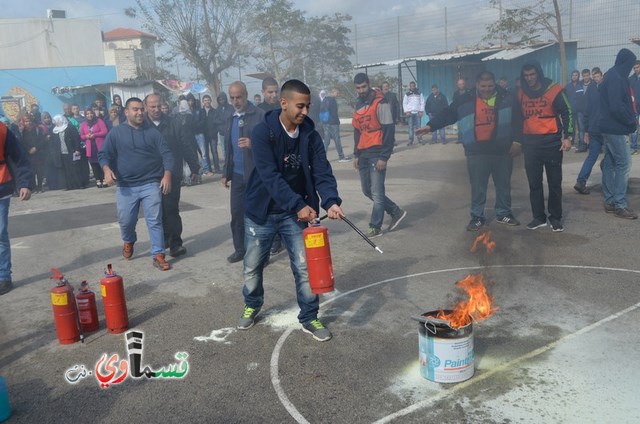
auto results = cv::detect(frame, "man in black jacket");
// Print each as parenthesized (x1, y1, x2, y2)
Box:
(145, 94, 200, 258)
(201, 94, 220, 173)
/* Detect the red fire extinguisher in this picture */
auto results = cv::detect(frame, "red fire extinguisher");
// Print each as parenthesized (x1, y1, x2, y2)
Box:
(100, 264, 129, 334)
(50, 268, 81, 345)
(303, 222, 335, 294)
(76, 280, 99, 333)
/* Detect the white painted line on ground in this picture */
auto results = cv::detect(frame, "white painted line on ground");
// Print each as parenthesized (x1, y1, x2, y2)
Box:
(11, 241, 29, 249)
(270, 264, 640, 424)
(101, 222, 121, 231)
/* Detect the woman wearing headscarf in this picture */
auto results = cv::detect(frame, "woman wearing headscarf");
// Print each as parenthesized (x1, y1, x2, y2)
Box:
(105, 105, 122, 132)
(79, 107, 108, 188)
(52, 115, 82, 190)
(20, 113, 47, 193)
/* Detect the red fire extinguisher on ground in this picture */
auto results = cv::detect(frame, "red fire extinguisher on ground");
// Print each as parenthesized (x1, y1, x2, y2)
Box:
(100, 264, 129, 334)
(76, 280, 99, 333)
(50, 268, 82, 344)
(303, 222, 335, 294)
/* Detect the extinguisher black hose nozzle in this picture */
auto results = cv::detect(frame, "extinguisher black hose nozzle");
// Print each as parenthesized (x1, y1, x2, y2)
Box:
(319, 214, 383, 254)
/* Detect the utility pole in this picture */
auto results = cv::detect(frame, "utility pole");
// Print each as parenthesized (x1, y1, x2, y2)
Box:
(354, 23, 359, 66)
(445, 7, 448, 51)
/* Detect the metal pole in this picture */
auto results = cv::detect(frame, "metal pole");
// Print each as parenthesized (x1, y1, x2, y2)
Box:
(354, 23, 359, 66)
(445, 7, 448, 51)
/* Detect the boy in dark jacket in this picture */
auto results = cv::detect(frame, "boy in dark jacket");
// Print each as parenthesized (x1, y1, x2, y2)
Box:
(237, 79, 344, 342)
(417, 71, 521, 231)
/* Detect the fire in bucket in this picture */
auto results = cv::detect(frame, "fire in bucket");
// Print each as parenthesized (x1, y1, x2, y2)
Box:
(416, 231, 498, 383)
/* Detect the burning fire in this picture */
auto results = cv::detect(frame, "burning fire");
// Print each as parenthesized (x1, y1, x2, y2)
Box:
(434, 273, 497, 328)
(470, 231, 495, 254)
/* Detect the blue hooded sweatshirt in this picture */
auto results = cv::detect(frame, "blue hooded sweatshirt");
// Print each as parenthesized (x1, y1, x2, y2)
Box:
(98, 121, 174, 187)
(598, 48, 638, 135)
(244, 109, 341, 225)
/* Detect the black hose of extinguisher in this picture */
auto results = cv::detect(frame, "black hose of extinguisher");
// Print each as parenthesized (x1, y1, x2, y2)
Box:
(317, 214, 383, 254)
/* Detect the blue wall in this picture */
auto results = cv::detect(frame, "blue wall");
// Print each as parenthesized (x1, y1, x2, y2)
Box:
(0, 66, 116, 119)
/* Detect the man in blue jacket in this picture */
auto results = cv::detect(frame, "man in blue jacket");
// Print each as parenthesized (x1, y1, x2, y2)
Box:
(99, 97, 175, 270)
(237, 79, 344, 342)
(417, 71, 521, 231)
(0, 121, 33, 295)
(629, 60, 640, 155)
(574, 68, 604, 195)
(598, 48, 638, 219)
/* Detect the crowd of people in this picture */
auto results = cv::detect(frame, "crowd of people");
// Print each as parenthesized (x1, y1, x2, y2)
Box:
(1, 51, 638, 342)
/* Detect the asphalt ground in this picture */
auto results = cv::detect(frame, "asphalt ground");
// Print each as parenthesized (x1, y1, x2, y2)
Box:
(1, 126, 640, 423)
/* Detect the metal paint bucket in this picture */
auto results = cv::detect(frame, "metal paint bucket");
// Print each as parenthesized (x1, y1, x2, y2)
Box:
(417, 310, 474, 383)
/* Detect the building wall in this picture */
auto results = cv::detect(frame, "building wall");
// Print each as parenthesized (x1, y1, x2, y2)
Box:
(103, 39, 157, 82)
(0, 18, 105, 70)
(0, 66, 117, 121)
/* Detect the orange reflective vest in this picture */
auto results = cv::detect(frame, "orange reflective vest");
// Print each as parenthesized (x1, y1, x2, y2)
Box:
(352, 90, 384, 149)
(0, 123, 13, 185)
(474, 97, 496, 142)
(519, 84, 563, 135)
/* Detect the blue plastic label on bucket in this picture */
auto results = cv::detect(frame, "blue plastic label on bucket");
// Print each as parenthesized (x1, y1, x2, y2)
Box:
(0, 376, 11, 422)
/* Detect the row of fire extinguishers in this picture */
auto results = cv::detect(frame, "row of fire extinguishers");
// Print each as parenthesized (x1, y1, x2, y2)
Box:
(50, 264, 129, 344)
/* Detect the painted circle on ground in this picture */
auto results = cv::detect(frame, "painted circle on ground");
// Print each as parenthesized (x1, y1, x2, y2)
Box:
(270, 264, 640, 424)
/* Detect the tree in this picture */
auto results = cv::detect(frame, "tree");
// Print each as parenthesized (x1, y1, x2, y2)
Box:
(126, 0, 263, 97)
(252, 0, 353, 87)
(484, 0, 568, 85)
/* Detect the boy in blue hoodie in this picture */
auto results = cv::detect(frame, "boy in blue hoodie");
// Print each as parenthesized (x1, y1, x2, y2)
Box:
(237, 79, 344, 342)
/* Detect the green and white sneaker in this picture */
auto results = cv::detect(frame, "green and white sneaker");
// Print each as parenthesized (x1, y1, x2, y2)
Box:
(302, 319, 332, 342)
(237, 305, 261, 330)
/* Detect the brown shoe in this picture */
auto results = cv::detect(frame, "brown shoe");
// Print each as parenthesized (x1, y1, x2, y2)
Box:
(153, 254, 171, 271)
(123, 242, 134, 259)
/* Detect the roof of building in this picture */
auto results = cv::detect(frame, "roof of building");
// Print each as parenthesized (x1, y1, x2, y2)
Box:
(103, 28, 157, 42)
(354, 41, 578, 69)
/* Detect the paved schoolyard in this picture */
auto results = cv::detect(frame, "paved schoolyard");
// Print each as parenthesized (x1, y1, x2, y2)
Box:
(1, 128, 639, 423)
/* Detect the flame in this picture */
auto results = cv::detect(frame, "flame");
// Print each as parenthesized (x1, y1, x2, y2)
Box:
(470, 231, 495, 254)
(435, 273, 497, 328)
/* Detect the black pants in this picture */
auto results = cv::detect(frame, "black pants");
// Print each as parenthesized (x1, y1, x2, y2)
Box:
(90, 162, 104, 184)
(230, 172, 246, 254)
(162, 177, 183, 250)
(523, 146, 563, 222)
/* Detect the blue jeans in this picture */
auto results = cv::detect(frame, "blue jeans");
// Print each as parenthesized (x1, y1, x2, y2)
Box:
(431, 127, 446, 144)
(116, 182, 165, 256)
(576, 113, 587, 151)
(0, 197, 11, 281)
(242, 213, 319, 324)
(466, 154, 513, 219)
(195, 133, 211, 173)
(577, 133, 603, 184)
(406, 114, 421, 143)
(322, 124, 346, 159)
(357, 157, 402, 229)
(601, 133, 632, 208)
